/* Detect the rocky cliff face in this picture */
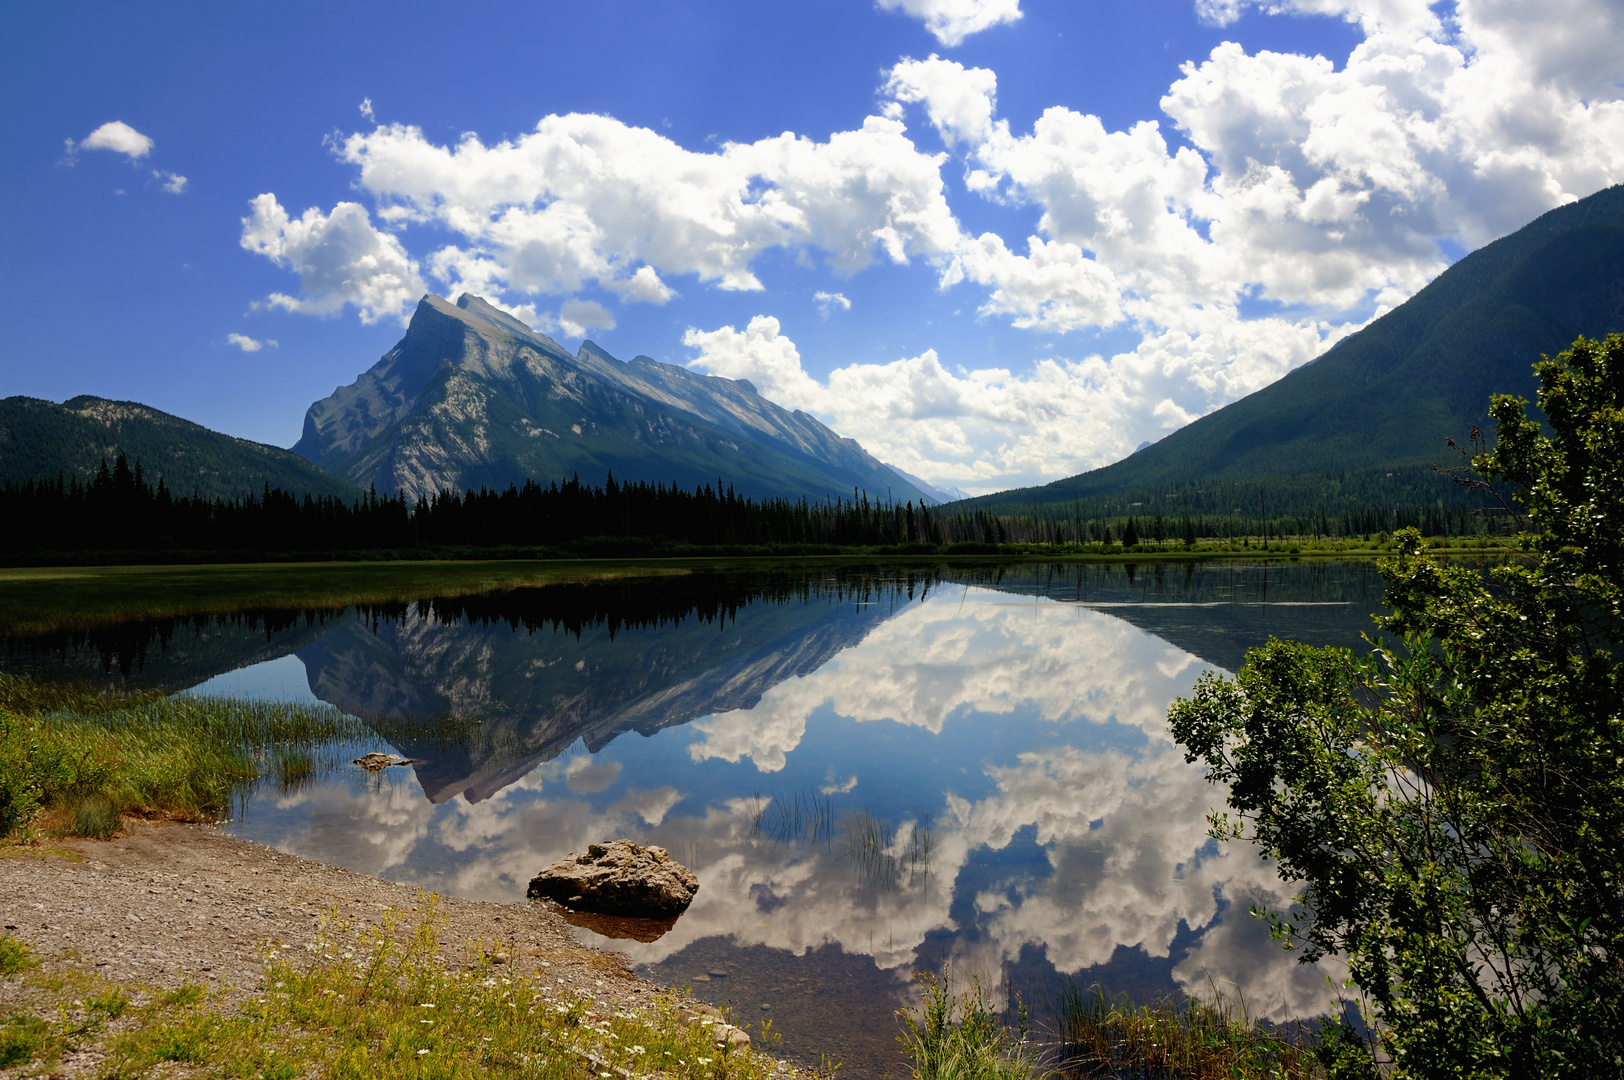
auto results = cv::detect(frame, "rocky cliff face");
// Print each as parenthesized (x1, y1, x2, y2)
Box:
(295, 294, 931, 504)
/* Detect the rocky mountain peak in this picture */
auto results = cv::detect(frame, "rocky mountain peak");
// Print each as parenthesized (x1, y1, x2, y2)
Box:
(293, 293, 935, 505)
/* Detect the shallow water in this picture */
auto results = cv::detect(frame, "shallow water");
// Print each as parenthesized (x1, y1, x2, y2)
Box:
(3, 561, 1386, 1076)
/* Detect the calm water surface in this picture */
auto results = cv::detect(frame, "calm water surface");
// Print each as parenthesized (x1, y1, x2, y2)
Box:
(4, 562, 1387, 1076)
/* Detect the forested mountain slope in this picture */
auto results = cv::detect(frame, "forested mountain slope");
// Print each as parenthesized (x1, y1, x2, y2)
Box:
(962, 183, 1624, 514)
(0, 395, 360, 500)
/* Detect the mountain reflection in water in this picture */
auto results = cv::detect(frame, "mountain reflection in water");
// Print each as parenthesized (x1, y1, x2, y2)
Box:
(2, 562, 1386, 1077)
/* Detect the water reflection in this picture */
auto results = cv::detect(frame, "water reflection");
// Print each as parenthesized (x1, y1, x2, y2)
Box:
(2, 562, 1385, 1077)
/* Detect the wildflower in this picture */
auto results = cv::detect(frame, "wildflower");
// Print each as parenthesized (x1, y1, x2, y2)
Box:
(631, 1045, 646, 1055)
(419, 1003, 435, 1008)
(418, 1049, 430, 1055)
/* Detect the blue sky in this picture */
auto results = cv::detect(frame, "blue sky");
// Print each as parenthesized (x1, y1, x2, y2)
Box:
(4, 1, 1622, 494)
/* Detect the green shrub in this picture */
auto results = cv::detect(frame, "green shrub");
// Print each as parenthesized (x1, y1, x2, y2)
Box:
(0, 1014, 49, 1067)
(0, 933, 33, 977)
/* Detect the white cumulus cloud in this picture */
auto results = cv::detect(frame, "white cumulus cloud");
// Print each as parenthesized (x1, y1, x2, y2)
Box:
(154, 170, 187, 194)
(813, 290, 851, 317)
(877, 0, 1023, 47)
(226, 333, 275, 352)
(326, 112, 961, 305)
(686, 310, 1336, 493)
(554, 298, 616, 338)
(239, 194, 427, 324)
(74, 120, 154, 160)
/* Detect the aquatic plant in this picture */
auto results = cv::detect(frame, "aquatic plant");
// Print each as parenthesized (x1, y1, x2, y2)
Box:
(0, 673, 356, 840)
(1046, 979, 1323, 1080)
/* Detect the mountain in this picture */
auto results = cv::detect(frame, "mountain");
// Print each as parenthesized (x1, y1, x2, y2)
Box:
(963, 183, 1624, 512)
(294, 293, 937, 505)
(0, 395, 361, 501)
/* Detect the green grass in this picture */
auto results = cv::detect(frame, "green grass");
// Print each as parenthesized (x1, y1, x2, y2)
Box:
(0, 905, 789, 1080)
(900, 970, 1040, 1080)
(0, 672, 358, 840)
(0, 559, 699, 634)
(0, 539, 1512, 635)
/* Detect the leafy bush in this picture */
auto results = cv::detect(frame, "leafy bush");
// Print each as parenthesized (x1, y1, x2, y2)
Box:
(0, 933, 33, 977)
(1169, 335, 1624, 1078)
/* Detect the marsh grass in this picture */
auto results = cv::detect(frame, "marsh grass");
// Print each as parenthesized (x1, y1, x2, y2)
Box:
(841, 810, 932, 891)
(0, 904, 790, 1080)
(747, 788, 834, 846)
(0, 673, 359, 840)
(1046, 981, 1324, 1080)
(900, 970, 1039, 1080)
(899, 970, 1341, 1080)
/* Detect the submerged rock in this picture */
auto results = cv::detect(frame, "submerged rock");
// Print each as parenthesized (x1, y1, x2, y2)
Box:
(555, 906, 681, 943)
(353, 752, 414, 772)
(527, 840, 698, 917)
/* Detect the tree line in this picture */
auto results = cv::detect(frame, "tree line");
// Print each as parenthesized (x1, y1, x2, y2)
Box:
(1, 453, 1507, 561)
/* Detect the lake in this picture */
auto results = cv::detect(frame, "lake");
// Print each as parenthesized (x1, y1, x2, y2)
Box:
(3, 560, 1388, 1076)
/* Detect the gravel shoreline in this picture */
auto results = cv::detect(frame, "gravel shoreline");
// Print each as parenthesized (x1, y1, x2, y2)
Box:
(0, 820, 665, 1011)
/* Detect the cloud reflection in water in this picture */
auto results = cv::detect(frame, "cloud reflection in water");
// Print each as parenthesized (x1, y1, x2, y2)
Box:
(230, 582, 1338, 1024)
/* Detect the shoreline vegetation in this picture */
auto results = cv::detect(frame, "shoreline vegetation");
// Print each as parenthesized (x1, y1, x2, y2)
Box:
(0, 535, 1514, 635)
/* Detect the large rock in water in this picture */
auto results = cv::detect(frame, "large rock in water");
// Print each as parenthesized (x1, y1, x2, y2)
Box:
(527, 841, 698, 917)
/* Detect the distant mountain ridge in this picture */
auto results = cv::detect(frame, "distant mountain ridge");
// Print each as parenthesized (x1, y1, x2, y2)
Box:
(294, 293, 937, 505)
(0, 394, 360, 501)
(961, 183, 1624, 513)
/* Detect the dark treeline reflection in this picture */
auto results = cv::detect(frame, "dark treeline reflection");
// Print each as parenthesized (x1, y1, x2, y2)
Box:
(409, 567, 944, 639)
(0, 566, 949, 693)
